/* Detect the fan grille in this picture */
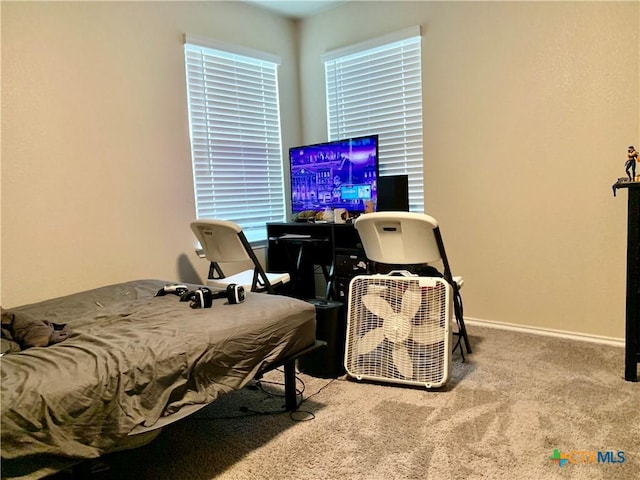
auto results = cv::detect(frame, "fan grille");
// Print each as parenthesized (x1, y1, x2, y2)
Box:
(345, 275, 452, 388)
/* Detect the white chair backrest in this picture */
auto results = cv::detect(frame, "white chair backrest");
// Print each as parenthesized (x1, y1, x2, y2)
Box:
(190, 219, 250, 264)
(354, 212, 442, 265)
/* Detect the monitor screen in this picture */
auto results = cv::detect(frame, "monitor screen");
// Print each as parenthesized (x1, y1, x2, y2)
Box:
(289, 135, 379, 215)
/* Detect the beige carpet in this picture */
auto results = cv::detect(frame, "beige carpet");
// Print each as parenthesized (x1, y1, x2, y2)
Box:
(55, 326, 639, 479)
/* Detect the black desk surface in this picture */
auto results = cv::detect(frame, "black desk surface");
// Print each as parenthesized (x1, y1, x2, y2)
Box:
(267, 221, 361, 248)
(266, 222, 364, 300)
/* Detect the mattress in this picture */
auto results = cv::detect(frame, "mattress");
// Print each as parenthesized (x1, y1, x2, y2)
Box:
(0, 279, 316, 473)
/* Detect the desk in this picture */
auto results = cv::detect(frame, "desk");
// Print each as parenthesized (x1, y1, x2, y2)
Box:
(613, 179, 640, 382)
(267, 222, 367, 300)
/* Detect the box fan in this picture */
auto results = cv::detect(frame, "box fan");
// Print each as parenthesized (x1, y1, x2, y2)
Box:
(344, 273, 453, 389)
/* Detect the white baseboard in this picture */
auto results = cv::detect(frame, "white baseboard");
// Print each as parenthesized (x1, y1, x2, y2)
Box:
(465, 317, 625, 348)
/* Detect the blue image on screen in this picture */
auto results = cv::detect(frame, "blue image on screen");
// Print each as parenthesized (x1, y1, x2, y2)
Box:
(289, 135, 379, 214)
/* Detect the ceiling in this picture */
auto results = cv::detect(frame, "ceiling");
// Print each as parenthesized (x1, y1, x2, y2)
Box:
(244, 0, 347, 19)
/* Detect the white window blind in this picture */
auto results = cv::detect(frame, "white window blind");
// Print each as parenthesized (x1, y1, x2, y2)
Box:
(324, 27, 424, 212)
(184, 36, 285, 243)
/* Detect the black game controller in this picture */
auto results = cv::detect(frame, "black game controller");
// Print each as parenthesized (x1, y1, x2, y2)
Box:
(211, 284, 245, 304)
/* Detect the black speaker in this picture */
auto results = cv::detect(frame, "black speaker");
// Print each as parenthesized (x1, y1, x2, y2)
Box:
(377, 174, 409, 212)
(297, 299, 346, 378)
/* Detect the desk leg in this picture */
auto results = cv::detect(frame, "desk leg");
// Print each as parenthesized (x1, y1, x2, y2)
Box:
(625, 188, 639, 382)
(288, 243, 317, 299)
(325, 262, 336, 300)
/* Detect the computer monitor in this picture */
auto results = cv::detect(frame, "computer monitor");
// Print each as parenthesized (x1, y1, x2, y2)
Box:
(377, 174, 410, 212)
(289, 135, 379, 215)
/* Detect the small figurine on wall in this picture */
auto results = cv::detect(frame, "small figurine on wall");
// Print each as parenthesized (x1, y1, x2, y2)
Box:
(625, 145, 638, 181)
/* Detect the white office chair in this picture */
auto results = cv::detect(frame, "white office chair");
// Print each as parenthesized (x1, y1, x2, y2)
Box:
(353, 211, 471, 356)
(190, 219, 290, 294)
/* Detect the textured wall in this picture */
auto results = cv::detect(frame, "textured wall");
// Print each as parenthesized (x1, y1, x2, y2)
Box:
(3, 1, 638, 340)
(298, 1, 639, 338)
(1, 1, 299, 306)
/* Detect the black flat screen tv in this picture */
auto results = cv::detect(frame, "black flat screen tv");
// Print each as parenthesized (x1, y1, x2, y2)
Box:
(289, 135, 379, 215)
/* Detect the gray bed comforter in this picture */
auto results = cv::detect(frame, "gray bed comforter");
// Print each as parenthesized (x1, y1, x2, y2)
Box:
(0, 279, 315, 466)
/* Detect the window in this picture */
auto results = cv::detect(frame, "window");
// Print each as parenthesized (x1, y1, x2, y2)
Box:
(184, 35, 285, 243)
(323, 27, 424, 212)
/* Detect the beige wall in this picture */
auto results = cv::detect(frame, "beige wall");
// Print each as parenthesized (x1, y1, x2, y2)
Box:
(2, 1, 639, 340)
(299, 1, 639, 338)
(1, 1, 299, 306)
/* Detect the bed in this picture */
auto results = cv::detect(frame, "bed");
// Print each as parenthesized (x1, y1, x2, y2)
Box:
(0, 279, 317, 479)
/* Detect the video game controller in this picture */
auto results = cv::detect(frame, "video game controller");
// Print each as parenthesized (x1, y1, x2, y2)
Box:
(180, 284, 245, 307)
(180, 287, 213, 308)
(154, 284, 189, 297)
(211, 284, 245, 304)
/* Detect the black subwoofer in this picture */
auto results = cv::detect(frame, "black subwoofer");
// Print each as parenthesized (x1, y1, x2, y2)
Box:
(297, 299, 346, 378)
